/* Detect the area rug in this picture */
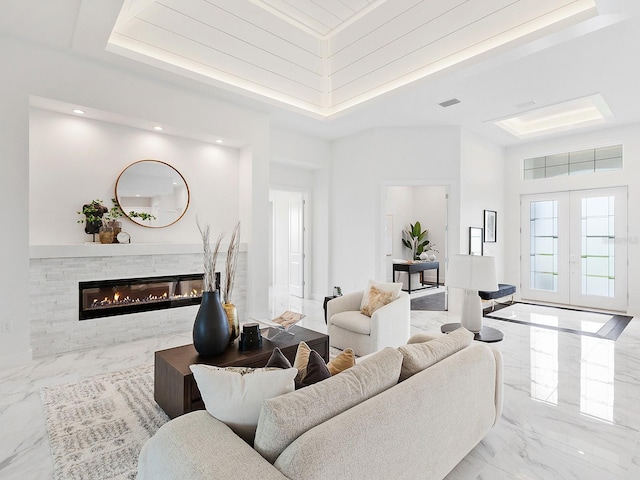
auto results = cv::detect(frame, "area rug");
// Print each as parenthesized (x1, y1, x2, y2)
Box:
(410, 291, 445, 311)
(41, 348, 344, 480)
(40, 365, 168, 480)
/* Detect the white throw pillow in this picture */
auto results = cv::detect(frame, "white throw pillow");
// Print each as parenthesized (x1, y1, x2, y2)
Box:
(360, 279, 402, 311)
(190, 364, 297, 444)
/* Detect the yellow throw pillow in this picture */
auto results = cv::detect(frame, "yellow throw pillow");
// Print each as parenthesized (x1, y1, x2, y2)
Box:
(360, 285, 395, 317)
(327, 348, 356, 375)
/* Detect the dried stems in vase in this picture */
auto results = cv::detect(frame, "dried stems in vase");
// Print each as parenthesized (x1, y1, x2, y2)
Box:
(197, 218, 224, 292)
(223, 221, 241, 304)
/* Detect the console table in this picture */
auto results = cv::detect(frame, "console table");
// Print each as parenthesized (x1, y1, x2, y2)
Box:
(154, 325, 329, 419)
(392, 261, 440, 293)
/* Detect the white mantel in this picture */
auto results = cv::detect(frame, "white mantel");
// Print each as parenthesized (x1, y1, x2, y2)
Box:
(30, 243, 248, 259)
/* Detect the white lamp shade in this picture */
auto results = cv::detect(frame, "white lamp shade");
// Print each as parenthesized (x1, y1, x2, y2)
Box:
(445, 255, 498, 292)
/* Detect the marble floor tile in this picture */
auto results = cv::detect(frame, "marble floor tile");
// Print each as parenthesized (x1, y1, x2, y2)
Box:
(1, 292, 639, 479)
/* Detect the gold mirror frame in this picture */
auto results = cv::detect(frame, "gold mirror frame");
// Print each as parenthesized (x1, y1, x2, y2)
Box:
(115, 160, 190, 228)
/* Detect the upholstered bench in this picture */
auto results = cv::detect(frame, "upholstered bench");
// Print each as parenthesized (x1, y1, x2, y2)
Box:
(479, 284, 516, 311)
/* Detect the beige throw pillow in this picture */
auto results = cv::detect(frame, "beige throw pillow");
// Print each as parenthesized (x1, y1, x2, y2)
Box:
(326, 348, 356, 375)
(360, 279, 402, 312)
(397, 328, 474, 381)
(360, 285, 395, 317)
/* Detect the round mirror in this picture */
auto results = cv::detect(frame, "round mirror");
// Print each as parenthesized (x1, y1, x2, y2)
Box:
(115, 160, 189, 228)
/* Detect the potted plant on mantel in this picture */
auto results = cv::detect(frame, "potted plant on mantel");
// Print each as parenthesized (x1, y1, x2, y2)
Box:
(105, 198, 157, 241)
(78, 198, 158, 244)
(77, 200, 108, 242)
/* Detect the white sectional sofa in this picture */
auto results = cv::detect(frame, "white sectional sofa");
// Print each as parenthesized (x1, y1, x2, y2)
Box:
(137, 329, 503, 480)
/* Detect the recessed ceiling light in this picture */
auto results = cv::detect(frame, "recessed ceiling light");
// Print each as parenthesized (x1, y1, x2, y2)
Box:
(493, 94, 613, 139)
(153, 126, 163, 131)
(215, 139, 223, 144)
(72, 109, 85, 115)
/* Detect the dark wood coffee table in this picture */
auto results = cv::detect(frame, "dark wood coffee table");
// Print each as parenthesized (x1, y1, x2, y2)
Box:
(154, 325, 329, 419)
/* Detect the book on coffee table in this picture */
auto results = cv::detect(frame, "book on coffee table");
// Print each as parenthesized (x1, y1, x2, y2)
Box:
(254, 311, 305, 330)
(252, 311, 305, 340)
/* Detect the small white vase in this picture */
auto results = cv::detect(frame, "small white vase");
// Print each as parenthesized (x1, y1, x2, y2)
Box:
(419, 252, 428, 260)
(428, 253, 436, 261)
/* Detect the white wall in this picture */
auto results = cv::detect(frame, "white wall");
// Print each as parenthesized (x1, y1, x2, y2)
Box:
(331, 127, 462, 293)
(0, 35, 271, 369)
(29, 108, 240, 244)
(0, 43, 30, 368)
(504, 123, 640, 315)
(460, 130, 506, 268)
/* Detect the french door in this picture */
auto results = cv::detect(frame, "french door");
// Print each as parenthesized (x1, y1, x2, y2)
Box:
(520, 187, 627, 311)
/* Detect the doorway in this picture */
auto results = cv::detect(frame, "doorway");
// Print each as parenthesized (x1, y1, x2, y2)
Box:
(269, 189, 310, 298)
(383, 185, 449, 309)
(520, 187, 627, 311)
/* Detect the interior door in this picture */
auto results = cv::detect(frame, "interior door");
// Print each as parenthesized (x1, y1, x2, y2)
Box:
(521, 187, 627, 311)
(288, 193, 305, 298)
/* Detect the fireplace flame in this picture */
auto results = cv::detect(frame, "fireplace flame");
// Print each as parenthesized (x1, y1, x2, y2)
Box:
(86, 284, 203, 310)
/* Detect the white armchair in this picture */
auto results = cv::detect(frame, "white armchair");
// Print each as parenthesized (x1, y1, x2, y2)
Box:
(327, 290, 411, 357)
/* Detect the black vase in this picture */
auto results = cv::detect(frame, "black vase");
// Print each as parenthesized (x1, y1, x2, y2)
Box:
(193, 290, 230, 357)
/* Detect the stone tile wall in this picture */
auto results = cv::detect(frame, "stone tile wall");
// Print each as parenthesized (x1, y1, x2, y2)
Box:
(29, 252, 246, 357)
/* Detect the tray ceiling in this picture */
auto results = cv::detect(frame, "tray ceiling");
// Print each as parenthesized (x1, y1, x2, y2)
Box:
(108, 0, 597, 117)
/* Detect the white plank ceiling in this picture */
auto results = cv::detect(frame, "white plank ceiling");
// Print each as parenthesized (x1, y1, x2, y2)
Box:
(108, 0, 597, 117)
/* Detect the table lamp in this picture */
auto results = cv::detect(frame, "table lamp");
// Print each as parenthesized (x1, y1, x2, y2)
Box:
(445, 255, 498, 333)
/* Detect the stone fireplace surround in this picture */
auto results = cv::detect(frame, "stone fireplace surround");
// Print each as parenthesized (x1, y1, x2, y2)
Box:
(29, 244, 246, 357)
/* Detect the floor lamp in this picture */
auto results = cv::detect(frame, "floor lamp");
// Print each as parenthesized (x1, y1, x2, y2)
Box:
(445, 255, 498, 334)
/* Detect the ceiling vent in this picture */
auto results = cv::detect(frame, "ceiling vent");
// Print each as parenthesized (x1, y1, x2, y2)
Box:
(439, 98, 461, 108)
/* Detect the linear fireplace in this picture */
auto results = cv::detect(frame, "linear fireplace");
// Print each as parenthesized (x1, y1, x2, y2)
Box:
(78, 272, 219, 320)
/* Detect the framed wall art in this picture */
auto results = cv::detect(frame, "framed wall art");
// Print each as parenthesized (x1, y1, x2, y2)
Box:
(484, 210, 497, 243)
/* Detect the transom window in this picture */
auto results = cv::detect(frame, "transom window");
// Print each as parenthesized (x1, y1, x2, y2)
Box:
(524, 145, 622, 180)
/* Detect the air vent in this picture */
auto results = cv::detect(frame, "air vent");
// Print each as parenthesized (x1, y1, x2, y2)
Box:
(439, 98, 461, 108)
(516, 100, 536, 109)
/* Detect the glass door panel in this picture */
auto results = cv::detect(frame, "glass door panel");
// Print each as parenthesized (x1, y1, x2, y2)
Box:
(570, 188, 627, 310)
(521, 193, 570, 304)
(529, 200, 558, 292)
